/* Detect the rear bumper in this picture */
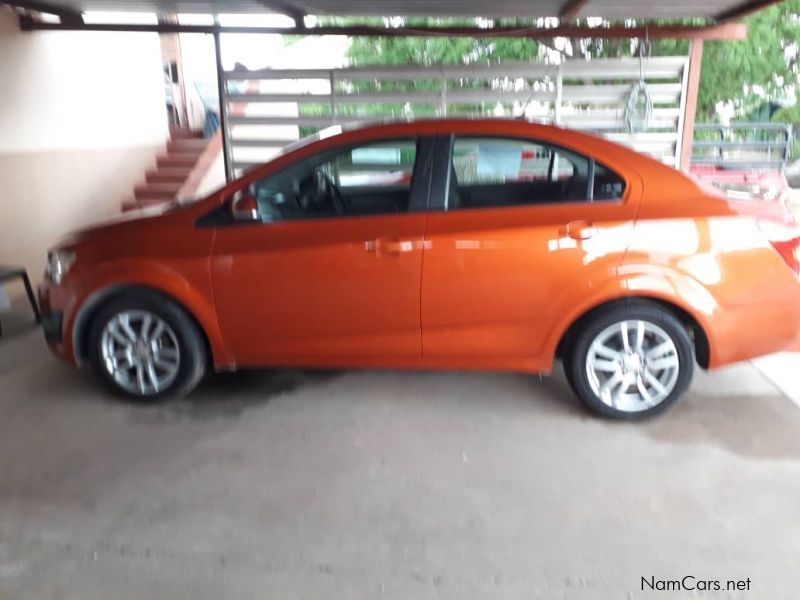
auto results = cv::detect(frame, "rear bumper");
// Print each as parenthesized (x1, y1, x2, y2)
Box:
(709, 298, 800, 368)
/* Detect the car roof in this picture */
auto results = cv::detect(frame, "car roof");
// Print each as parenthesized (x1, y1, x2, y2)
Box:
(321, 116, 553, 135)
(311, 117, 628, 151)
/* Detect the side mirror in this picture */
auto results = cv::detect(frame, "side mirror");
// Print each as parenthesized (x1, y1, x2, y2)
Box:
(230, 190, 259, 221)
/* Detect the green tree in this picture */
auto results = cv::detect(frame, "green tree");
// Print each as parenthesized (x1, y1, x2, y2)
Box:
(348, 32, 539, 66)
(694, 1, 800, 119)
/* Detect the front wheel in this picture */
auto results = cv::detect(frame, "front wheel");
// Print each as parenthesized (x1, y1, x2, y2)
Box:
(565, 303, 695, 420)
(87, 291, 207, 401)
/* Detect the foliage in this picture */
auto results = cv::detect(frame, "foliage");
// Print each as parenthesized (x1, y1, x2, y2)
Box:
(773, 101, 800, 123)
(694, 1, 800, 120)
(333, 17, 540, 65)
(347, 34, 539, 66)
(772, 105, 800, 160)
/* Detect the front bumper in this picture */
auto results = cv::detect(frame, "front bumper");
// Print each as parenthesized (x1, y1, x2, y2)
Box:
(40, 310, 63, 343)
(38, 281, 72, 362)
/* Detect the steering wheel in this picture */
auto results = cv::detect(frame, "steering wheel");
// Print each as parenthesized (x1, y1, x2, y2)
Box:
(314, 169, 345, 215)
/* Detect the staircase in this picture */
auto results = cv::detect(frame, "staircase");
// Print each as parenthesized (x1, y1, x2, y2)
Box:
(122, 128, 209, 212)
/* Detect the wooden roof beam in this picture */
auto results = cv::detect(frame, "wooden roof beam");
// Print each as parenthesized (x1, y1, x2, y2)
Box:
(5, 0, 82, 24)
(253, 0, 307, 27)
(715, 0, 783, 22)
(559, 0, 588, 21)
(16, 20, 748, 41)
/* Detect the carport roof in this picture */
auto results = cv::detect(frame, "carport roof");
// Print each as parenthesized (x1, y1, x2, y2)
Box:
(5, 0, 782, 21)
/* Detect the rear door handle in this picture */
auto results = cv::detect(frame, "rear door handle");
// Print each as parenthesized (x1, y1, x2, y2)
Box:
(561, 221, 597, 240)
(365, 237, 415, 256)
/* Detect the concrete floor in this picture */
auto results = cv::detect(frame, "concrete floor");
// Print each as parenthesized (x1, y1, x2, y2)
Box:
(1, 311, 800, 599)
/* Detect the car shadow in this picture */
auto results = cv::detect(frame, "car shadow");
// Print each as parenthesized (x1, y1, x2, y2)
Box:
(130, 362, 586, 424)
(137, 368, 344, 422)
(640, 390, 800, 460)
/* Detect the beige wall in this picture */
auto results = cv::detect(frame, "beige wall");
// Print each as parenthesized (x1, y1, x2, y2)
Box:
(194, 149, 226, 198)
(0, 146, 161, 282)
(0, 9, 168, 294)
(0, 11, 167, 153)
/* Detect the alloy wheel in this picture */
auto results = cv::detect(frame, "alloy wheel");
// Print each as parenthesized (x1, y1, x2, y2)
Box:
(585, 319, 680, 413)
(100, 309, 181, 396)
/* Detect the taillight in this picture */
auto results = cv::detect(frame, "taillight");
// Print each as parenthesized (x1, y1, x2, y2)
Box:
(758, 219, 800, 275)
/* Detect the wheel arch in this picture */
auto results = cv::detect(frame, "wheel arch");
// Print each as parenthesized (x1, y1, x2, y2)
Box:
(555, 296, 711, 369)
(72, 284, 216, 368)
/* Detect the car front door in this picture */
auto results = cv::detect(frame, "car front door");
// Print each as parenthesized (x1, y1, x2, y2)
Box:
(421, 132, 641, 371)
(210, 136, 432, 367)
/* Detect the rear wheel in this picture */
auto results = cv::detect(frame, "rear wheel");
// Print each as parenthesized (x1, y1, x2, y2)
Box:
(88, 291, 207, 401)
(565, 302, 694, 420)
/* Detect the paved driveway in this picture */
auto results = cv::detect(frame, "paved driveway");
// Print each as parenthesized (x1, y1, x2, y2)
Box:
(1, 320, 799, 599)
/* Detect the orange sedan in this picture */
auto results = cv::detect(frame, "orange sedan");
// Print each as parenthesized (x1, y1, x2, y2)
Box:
(38, 119, 800, 419)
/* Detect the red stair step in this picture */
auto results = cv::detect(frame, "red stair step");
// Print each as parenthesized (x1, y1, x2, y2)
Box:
(169, 127, 204, 140)
(167, 138, 209, 153)
(134, 192, 176, 203)
(145, 167, 192, 183)
(156, 153, 200, 168)
(165, 147, 204, 159)
(134, 182, 182, 197)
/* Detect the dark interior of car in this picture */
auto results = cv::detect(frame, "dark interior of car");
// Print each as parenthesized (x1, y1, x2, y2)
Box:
(450, 176, 591, 208)
(336, 186, 410, 215)
(252, 167, 411, 222)
(448, 155, 623, 209)
(448, 155, 593, 208)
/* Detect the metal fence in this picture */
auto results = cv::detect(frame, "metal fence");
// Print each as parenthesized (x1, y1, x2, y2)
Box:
(220, 56, 690, 176)
(691, 122, 793, 170)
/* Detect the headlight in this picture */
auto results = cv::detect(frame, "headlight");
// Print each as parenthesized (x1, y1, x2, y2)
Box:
(46, 249, 76, 285)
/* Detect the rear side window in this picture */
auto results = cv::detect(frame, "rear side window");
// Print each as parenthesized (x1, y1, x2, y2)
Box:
(593, 162, 626, 200)
(447, 137, 624, 210)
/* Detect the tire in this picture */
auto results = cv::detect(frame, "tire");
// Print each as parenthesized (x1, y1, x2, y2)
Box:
(564, 301, 695, 420)
(87, 290, 207, 402)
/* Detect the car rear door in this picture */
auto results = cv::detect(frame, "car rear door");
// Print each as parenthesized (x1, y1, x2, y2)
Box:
(420, 130, 641, 371)
(210, 136, 434, 367)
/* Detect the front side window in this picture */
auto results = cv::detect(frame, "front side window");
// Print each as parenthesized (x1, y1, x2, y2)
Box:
(248, 139, 419, 222)
(447, 137, 624, 210)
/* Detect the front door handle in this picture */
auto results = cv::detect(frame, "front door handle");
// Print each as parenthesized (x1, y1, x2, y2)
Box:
(365, 237, 415, 256)
(561, 220, 597, 240)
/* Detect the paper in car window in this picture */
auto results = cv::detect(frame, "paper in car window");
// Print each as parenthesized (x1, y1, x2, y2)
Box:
(476, 142, 522, 179)
(352, 147, 401, 165)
